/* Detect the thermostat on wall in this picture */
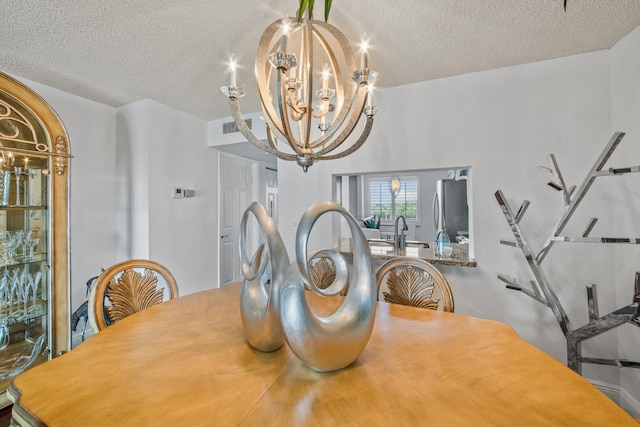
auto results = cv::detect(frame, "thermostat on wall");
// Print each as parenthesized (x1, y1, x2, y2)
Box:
(173, 187, 195, 198)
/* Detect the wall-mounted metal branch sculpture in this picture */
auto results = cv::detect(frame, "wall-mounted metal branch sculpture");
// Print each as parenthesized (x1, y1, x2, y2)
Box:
(568, 281, 640, 370)
(496, 132, 640, 374)
(535, 132, 626, 264)
(239, 201, 376, 373)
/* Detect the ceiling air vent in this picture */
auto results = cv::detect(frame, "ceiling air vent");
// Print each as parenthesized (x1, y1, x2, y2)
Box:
(223, 119, 252, 135)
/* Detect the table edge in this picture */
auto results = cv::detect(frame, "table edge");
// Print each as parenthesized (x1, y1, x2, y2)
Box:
(7, 383, 45, 427)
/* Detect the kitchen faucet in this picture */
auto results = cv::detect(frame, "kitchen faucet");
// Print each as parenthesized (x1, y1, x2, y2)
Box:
(394, 215, 408, 249)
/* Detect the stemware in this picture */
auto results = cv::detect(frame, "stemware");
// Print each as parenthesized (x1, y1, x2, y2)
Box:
(0, 152, 14, 207)
(14, 167, 22, 206)
(19, 267, 29, 320)
(24, 231, 39, 260)
(1, 232, 20, 265)
(10, 269, 26, 319)
(0, 272, 7, 311)
(0, 318, 9, 351)
(8, 269, 20, 319)
(27, 271, 41, 313)
(12, 231, 23, 261)
(27, 170, 36, 206)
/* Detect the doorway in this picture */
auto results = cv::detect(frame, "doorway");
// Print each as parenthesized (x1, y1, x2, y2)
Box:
(218, 153, 257, 286)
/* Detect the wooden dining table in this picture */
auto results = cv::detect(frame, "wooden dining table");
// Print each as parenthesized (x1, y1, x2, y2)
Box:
(7, 282, 638, 426)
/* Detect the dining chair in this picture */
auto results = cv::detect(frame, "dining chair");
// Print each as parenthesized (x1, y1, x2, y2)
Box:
(88, 259, 179, 331)
(307, 254, 353, 296)
(309, 256, 336, 290)
(375, 258, 454, 312)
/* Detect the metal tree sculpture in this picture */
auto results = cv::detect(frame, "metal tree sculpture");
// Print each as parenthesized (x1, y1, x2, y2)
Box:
(496, 132, 640, 374)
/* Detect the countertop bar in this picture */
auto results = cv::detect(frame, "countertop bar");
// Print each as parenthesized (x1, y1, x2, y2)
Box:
(336, 237, 477, 267)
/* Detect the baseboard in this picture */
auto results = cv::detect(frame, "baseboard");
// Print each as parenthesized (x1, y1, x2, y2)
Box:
(589, 379, 640, 418)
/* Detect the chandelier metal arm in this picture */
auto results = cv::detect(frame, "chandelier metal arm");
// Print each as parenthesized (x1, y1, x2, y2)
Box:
(317, 115, 374, 161)
(312, 82, 368, 155)
(277, 68, 307, 155)
(265, 126, 298, 161)
(287, 87, 306, 119)
(227, 97, 296, 161)
(310, 24, 350, 118)
(256, 20, 290, 143)
(305, 23, 356, 149)
(300, 19, 314, 149)
(310, 97, 332, 120)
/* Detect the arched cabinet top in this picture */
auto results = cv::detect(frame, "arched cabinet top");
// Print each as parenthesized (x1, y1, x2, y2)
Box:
(0, 71, 71, 175)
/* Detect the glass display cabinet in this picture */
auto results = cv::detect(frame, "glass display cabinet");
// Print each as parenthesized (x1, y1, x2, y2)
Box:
(0, 71, 70, 407)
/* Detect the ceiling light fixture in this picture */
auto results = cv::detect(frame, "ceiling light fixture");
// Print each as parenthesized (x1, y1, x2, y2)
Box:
(389, 175, 401, 198)
(221, 7, 378, 172)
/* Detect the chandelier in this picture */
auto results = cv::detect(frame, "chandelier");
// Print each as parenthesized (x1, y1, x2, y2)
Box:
(221, 9, 378, 172)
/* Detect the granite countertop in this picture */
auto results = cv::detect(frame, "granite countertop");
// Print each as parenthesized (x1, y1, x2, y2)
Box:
(336, 238, 477, 267)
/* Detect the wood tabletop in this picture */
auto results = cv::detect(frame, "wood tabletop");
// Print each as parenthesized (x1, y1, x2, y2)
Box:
(8, 283, 638, 426)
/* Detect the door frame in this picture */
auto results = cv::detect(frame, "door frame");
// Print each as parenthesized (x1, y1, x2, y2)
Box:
(217, 151, 259, 287)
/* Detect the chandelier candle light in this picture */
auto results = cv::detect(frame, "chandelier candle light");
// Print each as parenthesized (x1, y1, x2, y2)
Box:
(221, 6, 378, 172)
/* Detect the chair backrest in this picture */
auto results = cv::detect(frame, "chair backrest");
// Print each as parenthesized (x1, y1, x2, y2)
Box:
(375, 258, 454, 312)
(88, 259, 179, 331)
(309, 256, 337, 290)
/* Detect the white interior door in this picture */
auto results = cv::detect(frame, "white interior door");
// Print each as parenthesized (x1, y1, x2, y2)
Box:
(219, 154, 254, 286)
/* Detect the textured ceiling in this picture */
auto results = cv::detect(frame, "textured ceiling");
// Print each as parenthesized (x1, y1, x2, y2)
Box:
(2, 0, 640, 121)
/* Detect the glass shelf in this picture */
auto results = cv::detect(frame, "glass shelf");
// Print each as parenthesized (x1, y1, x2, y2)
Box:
(0, 301, 47, 328)
(0, 253, 47, 269)
(0, 159, 50, 390)
(0, 206, 47, 211)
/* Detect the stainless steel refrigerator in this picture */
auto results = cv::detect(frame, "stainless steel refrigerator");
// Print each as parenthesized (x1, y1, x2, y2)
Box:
(433, 179, 468, 241)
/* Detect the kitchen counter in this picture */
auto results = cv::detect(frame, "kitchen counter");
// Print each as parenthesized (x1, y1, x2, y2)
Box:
(336, 237, 477, 267)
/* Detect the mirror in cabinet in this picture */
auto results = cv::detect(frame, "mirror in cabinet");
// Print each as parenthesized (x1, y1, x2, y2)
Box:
(0, 71, 70, 407)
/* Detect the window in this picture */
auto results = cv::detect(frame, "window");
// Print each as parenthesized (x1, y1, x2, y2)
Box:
(368, 176, 419, 222)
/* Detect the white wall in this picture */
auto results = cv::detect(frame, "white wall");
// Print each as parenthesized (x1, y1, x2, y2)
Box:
(279, 48, 630, 391)
(118, 100, 219, 296)
(116, 101, 151, 260)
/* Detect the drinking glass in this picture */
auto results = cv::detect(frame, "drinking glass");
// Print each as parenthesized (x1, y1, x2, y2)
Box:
(24, 231, 39, 261)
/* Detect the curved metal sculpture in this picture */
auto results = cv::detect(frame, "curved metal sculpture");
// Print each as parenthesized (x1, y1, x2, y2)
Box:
(239, 202, 290, 352)
(239, 201, 376, 372)
(282, 201, 377, 372)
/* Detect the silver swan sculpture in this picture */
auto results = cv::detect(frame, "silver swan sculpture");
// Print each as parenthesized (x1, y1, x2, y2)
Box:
(240, 200, 376, 372)
(239, 201, 290, 352)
